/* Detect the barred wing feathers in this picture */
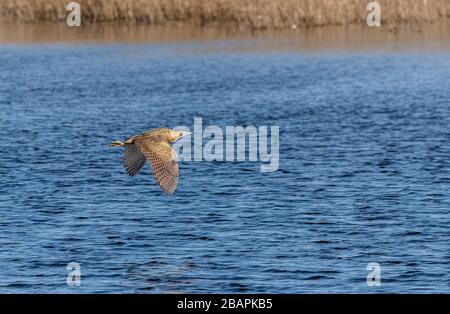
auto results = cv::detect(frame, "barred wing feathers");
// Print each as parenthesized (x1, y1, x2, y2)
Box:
(133, 138, 179, 194)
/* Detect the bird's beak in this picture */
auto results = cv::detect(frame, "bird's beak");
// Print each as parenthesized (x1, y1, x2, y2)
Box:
(181, 131, 192, 138)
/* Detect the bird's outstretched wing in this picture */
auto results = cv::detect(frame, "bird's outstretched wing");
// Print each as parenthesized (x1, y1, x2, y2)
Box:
(124, 144, 147, 176)
(133, 138, 179, 194)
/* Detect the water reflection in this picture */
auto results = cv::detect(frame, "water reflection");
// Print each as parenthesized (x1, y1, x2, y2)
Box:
(1, 21, 449, 52)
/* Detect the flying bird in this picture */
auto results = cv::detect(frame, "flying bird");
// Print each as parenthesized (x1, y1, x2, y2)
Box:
(111, 128, 191, 194)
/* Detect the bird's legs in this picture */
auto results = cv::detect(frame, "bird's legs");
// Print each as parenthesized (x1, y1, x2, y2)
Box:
(111, 140, 125, 147)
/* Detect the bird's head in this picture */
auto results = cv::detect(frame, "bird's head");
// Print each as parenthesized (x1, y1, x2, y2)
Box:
(168, 129, 192, 143)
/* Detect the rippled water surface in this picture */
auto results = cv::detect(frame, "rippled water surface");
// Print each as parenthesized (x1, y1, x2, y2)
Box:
(0, 40, 449, 293)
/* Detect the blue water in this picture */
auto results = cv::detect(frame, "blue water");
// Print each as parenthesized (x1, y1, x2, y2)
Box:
(0, 42, 449, 293)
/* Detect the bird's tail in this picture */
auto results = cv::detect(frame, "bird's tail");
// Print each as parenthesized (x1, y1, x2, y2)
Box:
(111, 140, 125, 147)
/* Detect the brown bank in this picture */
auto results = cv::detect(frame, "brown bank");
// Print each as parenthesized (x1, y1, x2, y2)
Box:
(1, 0, 449, 29)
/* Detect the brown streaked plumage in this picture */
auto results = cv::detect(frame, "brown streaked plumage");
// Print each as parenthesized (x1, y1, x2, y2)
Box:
(111, 128, 191, 194)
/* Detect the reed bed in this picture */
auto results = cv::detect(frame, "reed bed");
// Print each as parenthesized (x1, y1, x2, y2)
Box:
(1, 0, 449, 29)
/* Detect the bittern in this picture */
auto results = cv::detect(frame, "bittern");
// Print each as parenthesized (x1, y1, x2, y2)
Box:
(111, 128, 191, 194)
